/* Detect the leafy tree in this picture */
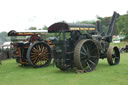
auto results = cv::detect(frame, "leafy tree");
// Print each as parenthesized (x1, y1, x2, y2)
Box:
(42, 25, 48, 30)
(79, 20, 96, 25)
(28, 26, 37, 30)
(116, 14, 128, 39)
(0, 32, 10, 44)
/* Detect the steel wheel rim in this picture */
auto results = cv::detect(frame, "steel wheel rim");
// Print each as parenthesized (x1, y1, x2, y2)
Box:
(80, 40, 98, 71)
(107, 46, 120, 65)
(74, 40, 99, 72)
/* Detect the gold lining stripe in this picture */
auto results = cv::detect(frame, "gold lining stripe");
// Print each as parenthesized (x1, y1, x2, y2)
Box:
(70, 27, 96, 31)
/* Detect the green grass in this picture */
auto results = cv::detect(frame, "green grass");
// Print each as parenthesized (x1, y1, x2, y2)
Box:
(0, 42, 128, 85)
(0, 53, 128, 85)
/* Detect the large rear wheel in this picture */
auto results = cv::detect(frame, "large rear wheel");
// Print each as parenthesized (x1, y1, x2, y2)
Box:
(74, 39, 99, 72)
(27, 41, 52, 68)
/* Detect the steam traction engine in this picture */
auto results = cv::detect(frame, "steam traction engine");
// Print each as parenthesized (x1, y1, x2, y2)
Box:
(48, 12, 120, 72)
(8, 30, 52, 68)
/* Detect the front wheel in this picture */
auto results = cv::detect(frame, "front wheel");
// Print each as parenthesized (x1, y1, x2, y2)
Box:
(107, 46, 120, 65)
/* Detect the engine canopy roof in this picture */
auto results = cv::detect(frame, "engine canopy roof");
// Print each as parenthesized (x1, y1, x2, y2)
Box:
(48, 22, 96, 32)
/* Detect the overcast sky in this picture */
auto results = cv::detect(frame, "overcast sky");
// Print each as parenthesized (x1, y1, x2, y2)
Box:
(0, 0, 127, 32)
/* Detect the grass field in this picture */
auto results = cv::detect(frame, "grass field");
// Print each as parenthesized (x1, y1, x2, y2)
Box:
(0, 43, 128, 85)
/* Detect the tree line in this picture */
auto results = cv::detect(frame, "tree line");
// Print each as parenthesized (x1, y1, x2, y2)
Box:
(77, 12, 128, 39)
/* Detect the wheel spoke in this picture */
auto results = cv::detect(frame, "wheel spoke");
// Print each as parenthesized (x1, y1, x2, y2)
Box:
(82, 46, 87, 53)
(87, 62, 92, 71)
(30, 53, 38, 57)
(35, 58, 40, 64)
(32, 47, 39, 52)
(35, 45, 39, 50)
(80, 56, 87, 60)
(88, 60, 96, 65)
(31, 54, 37, 58)
(41, 47, 45, 52)
(41, 45, 45, 51)
(89, 55, 97, 58)
(86, 45, 89, 52)
(80, 51, 87, 56)
(38, 45, 41, 52)
(31, 55, 38, 60)
(40, 54, 49, 61)
(33, 56, 39, 64)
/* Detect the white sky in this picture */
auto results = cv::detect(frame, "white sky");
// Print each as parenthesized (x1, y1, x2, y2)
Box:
(0, 0, 128, 32)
